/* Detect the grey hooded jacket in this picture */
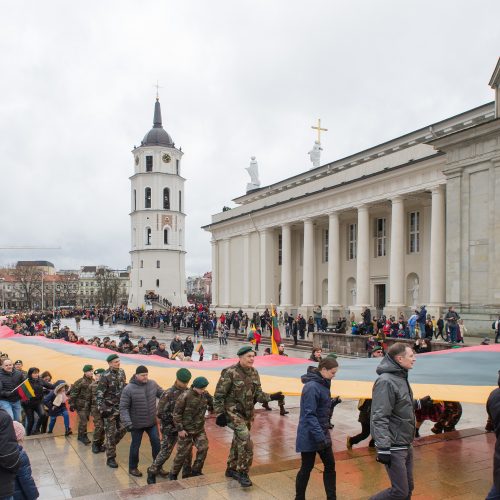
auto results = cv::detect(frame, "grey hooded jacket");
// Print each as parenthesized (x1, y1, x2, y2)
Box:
(370, 355, 417, 451)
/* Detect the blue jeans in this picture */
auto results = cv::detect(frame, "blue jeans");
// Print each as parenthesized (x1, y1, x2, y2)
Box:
(486, 484, 500, 499)
(418, 322, 426, 337)
(49, 409, 70, 431)
(448, 324, 458, 343)
(315, 318, 321, 331)
(0, 400, 22, 422)
(129, 425, 160, 470)
(409, 325, 416, 338)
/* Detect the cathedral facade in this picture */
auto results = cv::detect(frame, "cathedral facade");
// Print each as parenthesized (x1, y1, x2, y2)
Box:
(128, 98, 187, 308)
(204, 59, 500, 333)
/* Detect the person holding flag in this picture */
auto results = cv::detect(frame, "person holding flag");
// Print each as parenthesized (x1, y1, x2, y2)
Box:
(195, 341, 205, 362)
(270, 305, 282, 355)
(247, 323, 261, 351)
(22, 367, 54, 435)
(0, 358, 25, 421)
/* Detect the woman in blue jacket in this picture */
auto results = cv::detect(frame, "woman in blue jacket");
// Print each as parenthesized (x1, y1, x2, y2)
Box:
(295, 357, 339, 500)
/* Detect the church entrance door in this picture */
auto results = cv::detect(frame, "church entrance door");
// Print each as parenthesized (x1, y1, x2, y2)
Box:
(374, 284, 386, 315)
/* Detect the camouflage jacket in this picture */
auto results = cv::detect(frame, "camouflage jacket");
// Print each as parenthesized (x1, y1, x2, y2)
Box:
(173, 388, 214, 434)
(69, 375, 93, 411)
(157, 383, 188, 434)
(213, 363, 270, 420)
(85, 381, 99, 414)
(96, 368, 126, 415)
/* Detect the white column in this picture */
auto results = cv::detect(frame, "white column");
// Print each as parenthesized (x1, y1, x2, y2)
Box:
(223, 238, 231, 307)
(280, 224, 292, 307)
(259, 229, 272, 306)
(242, 233, 251, 307)
(327, 212, 340, 306)
(429, 186, 446, 305)
(302, 219, 315, 306)
(210, 240, 218, 307)
(389, 197, 405, 306)
(356, 205, 370, 306)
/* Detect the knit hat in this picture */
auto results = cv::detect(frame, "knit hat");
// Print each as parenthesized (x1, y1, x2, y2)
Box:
(106, 354, 119, 363)
(192, 376, 209, 389)
(13, 421, 25, 442)
(136, 365, 148, 374)
(83, 364, 93, 372)
(237, 345, 254, 356)
(94, 368, 105, 375)
(176, 368, 192, 383)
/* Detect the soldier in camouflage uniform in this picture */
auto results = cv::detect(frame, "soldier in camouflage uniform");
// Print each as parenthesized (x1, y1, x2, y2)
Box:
(146, 368, 192, 484)
(214, 345, 283, 488)
(96, 354, 127, 468)
(69, 364, 94, 445)
(85, 368, 106, 454)
(432, 401, 463, 433)
(168, 376, 213, 480)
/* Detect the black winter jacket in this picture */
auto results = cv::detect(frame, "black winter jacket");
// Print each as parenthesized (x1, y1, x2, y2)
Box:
(371, 356, 417, 451)
(119, 376, 163, 429)
(0, 408, 21, 499)
(487, 385, 500, 489)
(0, 369, 25, 403)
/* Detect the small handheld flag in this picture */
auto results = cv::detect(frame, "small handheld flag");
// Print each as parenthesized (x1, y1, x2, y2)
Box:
(14, 379, 35, 402)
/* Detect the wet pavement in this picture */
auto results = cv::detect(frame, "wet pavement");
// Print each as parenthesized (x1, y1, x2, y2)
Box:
(25, 407, 495, 499)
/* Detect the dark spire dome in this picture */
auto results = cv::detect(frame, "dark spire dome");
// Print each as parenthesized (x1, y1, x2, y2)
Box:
(141, 98, 174, 147)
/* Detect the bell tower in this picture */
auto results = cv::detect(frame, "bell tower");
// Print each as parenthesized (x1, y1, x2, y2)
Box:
(128, 97, 187, 308)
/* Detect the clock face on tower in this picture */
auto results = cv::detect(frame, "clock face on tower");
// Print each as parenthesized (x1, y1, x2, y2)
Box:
(162, 153, 172, 163)
(135, 156, 139, 165)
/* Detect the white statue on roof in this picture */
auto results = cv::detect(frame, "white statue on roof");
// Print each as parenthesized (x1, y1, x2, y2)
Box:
(308, 141, 322, 168)
(245, 156, 261, 192)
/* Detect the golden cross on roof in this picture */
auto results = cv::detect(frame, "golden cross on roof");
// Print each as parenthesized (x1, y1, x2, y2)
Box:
(154, 80, 163, 100)
(311, 118, 328, 143)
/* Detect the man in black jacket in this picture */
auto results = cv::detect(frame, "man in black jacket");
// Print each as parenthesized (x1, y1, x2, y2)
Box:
(0, 408, 20, 500)
(370, 343, 431, 500)
(0, 359, 25, 422)
(486, 371, 500, 499)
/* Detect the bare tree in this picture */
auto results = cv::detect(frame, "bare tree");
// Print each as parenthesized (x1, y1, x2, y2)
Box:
(95, 269, 121, 307)
(12, 265, 41, 310)
(58, 274, 79, 306)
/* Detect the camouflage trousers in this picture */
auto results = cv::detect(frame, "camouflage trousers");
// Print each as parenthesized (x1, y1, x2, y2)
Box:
(91, 409, 104, 445)
(149, 428, 192, 475)
(77, 409, 89, 437)
(227, 417, 253, 474)
(171, 431, 208, 476)
(103, 414, 127, 459)
(432, 402, 462, 432)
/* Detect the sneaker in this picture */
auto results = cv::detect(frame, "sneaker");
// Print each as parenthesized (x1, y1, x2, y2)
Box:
(237, 472, 253, 488)
(346, 436, 353, 450)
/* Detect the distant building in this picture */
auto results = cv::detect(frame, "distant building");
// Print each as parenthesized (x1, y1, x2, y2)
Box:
(16, 261, 56, 275)
(186, 272, 212, 302)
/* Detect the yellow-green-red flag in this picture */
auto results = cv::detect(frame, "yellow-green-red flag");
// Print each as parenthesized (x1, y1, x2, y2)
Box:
(270, 304, 282, 354)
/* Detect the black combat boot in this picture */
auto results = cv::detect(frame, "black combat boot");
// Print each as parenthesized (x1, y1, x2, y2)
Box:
(190, 471, 203, 477)
(107, 457, 118, 468)
(262, 401, 272, 411)
(181, 465, 192, 478)
(78, 434, 91, 445)
(225, 468, 237, 478)
(238, 472, 253, 488)
(92, 442, 100, 454)
(99, 444, 106, 453)
(279, 405, 289, 416)
(167, 473, 178, 481)
(146, 466, 157, 485)
(157, 468, 169, 478)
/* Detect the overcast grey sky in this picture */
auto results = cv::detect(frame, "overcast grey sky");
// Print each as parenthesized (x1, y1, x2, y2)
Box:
(0, 0, 499, 275)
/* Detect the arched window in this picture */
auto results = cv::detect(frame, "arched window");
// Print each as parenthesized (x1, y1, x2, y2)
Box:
(145, 227, 151, 246)
(163, 228, 169, 245)
(163, 188, 170, 209)
(145, 187, 151, 208)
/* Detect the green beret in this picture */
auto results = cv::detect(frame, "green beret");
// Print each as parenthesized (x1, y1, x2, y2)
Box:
(94, 368, 105, 375)
(371, 346, 382, 352)
(176, 368, 192, 383)
(106, 354, 119, 363)
(326, 352, 338, 359)
(237, 345, 254, 356)
(192, 376, 209, 389)
(82, 364, 93, 372)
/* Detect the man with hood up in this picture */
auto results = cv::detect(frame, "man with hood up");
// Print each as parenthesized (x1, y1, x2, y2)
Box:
(369, 342, 431, 500)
